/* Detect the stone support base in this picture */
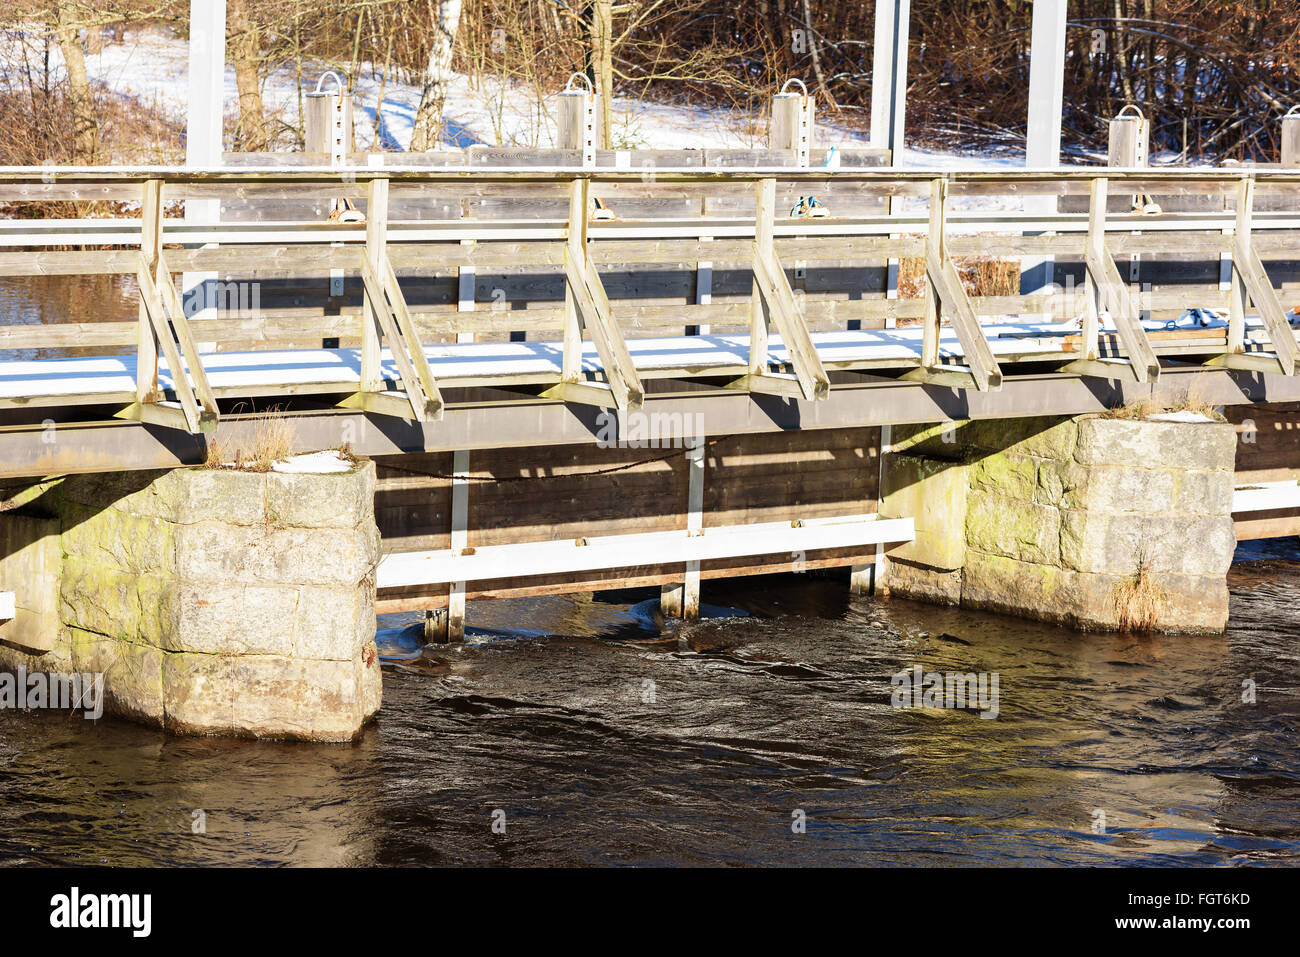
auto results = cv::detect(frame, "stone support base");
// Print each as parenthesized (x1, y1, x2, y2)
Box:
(878, 415, 1237, 634)
(0, 462, 382, 740)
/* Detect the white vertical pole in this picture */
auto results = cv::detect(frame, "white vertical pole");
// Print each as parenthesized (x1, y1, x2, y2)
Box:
(869, 0, 909, 159)
(682, 439, 705, 619)
(871, 0, 909, 326)
(448, 449, 470, 642)
(184, 0, 225, 344)
(1021, 0, 1067, 299)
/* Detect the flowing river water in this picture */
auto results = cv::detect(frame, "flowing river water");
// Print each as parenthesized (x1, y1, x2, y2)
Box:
(1, 540, 1298, 867)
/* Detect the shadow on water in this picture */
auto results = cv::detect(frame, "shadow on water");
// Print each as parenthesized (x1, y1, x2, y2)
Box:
(3, 543, 1300, 866)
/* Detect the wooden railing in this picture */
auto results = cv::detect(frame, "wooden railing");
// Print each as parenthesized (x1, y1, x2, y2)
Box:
(2, 164, 1299, 433)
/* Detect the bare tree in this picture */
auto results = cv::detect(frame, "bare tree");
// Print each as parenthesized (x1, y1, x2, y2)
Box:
(410, 0, 463, 150)
(228, 0, 268, 151)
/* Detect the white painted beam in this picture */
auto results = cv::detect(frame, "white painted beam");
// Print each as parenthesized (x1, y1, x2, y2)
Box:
(1233, 482, 1300, 513)
(0, 591, 13, 621)
(377, 514, 915, 589)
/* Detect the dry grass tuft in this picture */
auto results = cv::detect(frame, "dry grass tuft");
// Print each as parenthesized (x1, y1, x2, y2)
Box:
(1101, 395, 1161, 420)
(1112, 556, 1166, 632)
(247, 408, 296, 472)
(203, 433, 235, 470)
(1102, 389, 1226, 422)
(202, 407, 296, 472)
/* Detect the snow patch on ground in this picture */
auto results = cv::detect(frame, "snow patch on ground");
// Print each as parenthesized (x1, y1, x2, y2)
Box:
(272, 450, 353, 473)
(12, 25, 1032, 164)
(1146, 410, 1218, 423)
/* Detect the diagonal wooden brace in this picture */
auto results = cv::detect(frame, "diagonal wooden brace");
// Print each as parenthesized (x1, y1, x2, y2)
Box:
(1210, 178, 1296, 376)
(359, 253, 442, 421)
(1084, 263, 1161, 387)
(135, 253, 218, 433)
(1229, 239, 1296, 375)
(750, 244, 829, 400)
(561, 245, 644, 411)
(909, 178, 1002, 392)
(1066, 175, 1159, 383)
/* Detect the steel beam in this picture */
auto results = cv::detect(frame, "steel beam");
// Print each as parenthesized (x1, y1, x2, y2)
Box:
(6, 367, 1300, 480)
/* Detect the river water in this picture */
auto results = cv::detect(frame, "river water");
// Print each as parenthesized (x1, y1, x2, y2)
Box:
(1, 538, 1298, 867)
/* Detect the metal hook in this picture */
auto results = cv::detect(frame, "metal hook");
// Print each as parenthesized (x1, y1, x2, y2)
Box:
(1116, 104, 1146, 122)
(313, 71, 345, 96)
(779, 78, 809, 98)
(563, 72, 594, 95)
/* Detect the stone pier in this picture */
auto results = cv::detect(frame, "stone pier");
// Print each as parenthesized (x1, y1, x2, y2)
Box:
(878, 414, 1238, 634)
(0, 461, 382, 740)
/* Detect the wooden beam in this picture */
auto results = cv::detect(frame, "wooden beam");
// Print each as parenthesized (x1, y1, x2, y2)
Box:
(1209, 176, 1295, 376)
(359, 256, 434, 421)
(380, 254, 444, 416)
(750, 245, 830, 400)
(336, 389, 428, 420)
(538, 380, 624, 409)
(136, 257, 204, 432)
(1233, 241, 1296, 376)
(563, 245, 644, 410)
(1080, 178, 1160, 383)
(562, 177, 588, 383)
(154, 252, 219, 418)
(137, 179, 163, 402)
(114, 400, 215, 433)
(724, 372, 808, 398)
(749, 177, 774, 376)
(376, 514, 916, 589)
(361, 177, 387, 392)
(921, 178, 1003, 391)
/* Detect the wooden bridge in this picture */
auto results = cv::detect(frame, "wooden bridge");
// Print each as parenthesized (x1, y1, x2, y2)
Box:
(4, 160, 1300, 631)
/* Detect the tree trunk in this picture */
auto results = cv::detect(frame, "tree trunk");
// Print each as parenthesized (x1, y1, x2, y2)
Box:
(228, 0, 268, 152)
(53, 3, 98, 163)
(596, 0, 613, 148)
(410, 0, 463, 152)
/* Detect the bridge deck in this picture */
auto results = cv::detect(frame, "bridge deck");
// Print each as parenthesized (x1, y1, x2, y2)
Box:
(0, 317, 1278, 409)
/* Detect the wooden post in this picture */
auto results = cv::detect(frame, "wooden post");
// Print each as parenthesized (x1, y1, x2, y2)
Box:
(770, 88, 813, 165)
(1228, 176, 1252, 355)
(1283, 110, 1300, 166)
(556, 84, 598, 168)
(563, 177, 589, 382)
(1080, 177, 1107, 362)
(361, 177, 387, 392)
(304, 89, 352, 163)
(137, 179, 163, 402)
(691, 235, 713, 336)
(1109, 109, 1149, 285)
(920, 178, 946, 369)
(749, 178, 776, 376)
(773, 85, 813, 305)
